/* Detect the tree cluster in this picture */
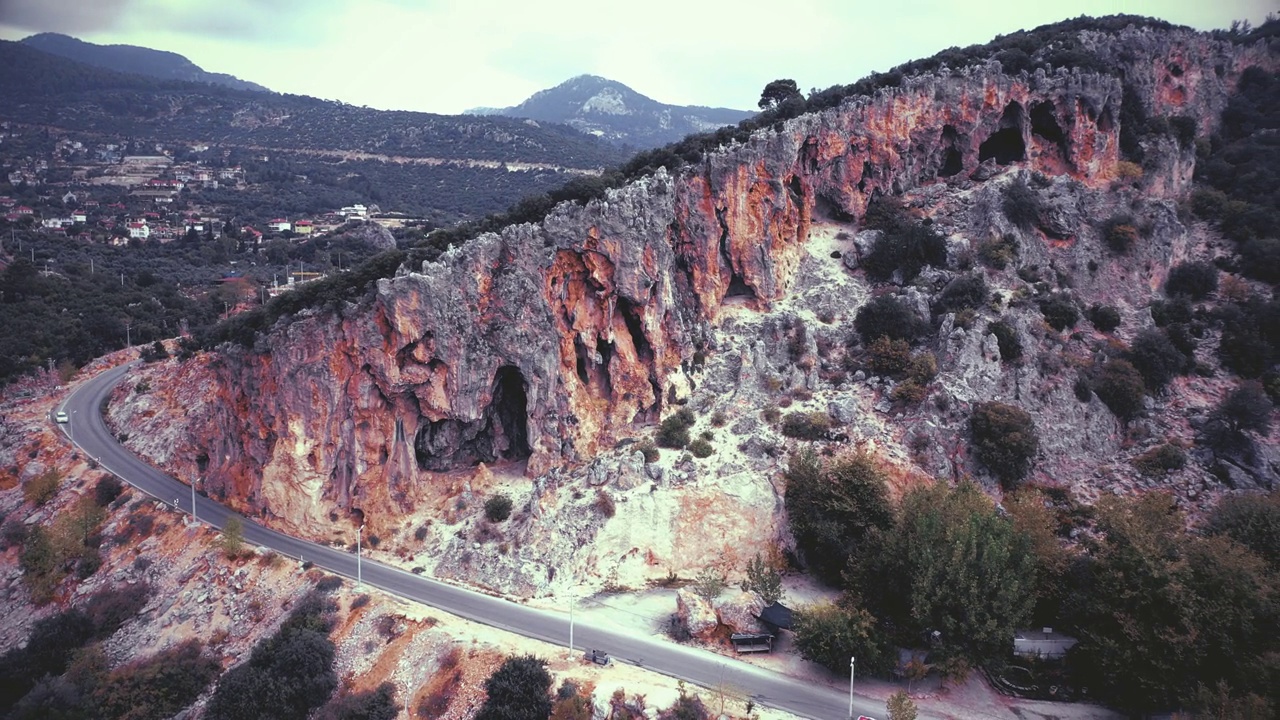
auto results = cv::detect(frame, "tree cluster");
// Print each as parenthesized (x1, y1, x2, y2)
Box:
(205, 590, 339, 720)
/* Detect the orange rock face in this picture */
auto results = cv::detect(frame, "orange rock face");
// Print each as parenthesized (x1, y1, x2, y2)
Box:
(170, 36, 1271, 527)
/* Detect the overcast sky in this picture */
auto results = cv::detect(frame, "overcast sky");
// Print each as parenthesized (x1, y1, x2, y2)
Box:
(0, 0, 1274, 115)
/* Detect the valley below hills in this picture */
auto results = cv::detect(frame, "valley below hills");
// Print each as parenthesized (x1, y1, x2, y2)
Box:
(2, 14, 1280, 720)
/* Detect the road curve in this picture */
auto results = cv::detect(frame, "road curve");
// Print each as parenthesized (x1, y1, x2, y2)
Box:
(59, 361, 893, 720)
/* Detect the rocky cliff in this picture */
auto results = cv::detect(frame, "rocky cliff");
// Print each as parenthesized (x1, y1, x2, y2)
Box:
(114, 27, 1274, 551)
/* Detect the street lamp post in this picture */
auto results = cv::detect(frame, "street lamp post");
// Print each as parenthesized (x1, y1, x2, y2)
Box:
(848, 656, 856, 719)
(191, 477, 198, 524)
(357, 524, 364, 587)
(568, 591, 575, 659)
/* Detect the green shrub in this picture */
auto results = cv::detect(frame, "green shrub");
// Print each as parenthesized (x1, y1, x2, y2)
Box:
(781, 412, 834, 441)
(93, 640, 221, 720)
(784, 449, 893, 585)
(1089, 304, 1121, 332)
(907, 352, 938, 384)
(854, 295, 926, 345)
(1102, 215, 1139, 253)
(23, 469, 62, 507)
(484, 495, 513, 523)
(1039, 295, 1079, 331)
(1165, 261, 1218, 300)
(867, 337, 913, 377)
(891, 381, 929, 405)
(1202, 381, 1274, 454)
(1128, 328, 1191, 390)
(1131, 443, 1187, 476)
(1094, 359, 1147, 421)
(1002, 178, 1042, 230)
(969, 402, 1040, 489)
(475, 656, 552, 720)
(1151, 297, 1192, 327)
(794, 601, 892, 675)
(316, 683, 400, 720)
(988, 320, 1023, 362)
(978, 234, 1019, 269)
(1206, 490, 1280, 572)
(687, 438, 714, 458)
(657, 408, 696, 449)
(861, 197, 947, 282)
(1240, 238, 1280, 283)
(206, 592, 337, 720)
(93, 475, 124, 507)
(933, 273, 989, 315)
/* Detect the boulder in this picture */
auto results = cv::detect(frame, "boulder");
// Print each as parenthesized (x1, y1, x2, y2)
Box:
(675, 588, 718, 638)
(713, 590, 765, 634)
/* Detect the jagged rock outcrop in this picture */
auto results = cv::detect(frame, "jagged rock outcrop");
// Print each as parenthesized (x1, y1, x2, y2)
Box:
(146, 30, 1272, 532)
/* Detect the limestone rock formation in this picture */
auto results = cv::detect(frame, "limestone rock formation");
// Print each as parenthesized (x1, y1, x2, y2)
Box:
(121, 27, 1275, 545)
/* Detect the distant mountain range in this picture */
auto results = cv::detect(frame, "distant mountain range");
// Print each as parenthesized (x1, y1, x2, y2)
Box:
(0, 40, 626, 169)
(20, 32, 269, 93)
(468, 75, 753, 148)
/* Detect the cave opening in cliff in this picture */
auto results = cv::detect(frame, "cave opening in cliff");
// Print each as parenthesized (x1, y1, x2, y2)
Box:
(411, 367, 531, 471)
(1030, 101, 1065, 144)
(978, 101, 1026, 165)
(617, 297, 653, 364)
(814, 192, 854, 222)
(575, 337, 590, 386)
(488, 365, 531, 462)
(595, 339, 614, 397)
(939, 125, 964, 177)
(787, 175, 805, 204)
(714, 205, 758, 303)
(725, 274, 757, 300)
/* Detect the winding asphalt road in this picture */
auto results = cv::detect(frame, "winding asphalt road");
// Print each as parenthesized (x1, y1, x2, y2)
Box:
(58, 361, 896, 720)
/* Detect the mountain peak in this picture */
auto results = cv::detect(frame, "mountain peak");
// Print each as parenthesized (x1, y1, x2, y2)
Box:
(474, 75, 752, 148)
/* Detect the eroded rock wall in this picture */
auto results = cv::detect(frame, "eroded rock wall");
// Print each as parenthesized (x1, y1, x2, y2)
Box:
(165, 33, 1272, 531)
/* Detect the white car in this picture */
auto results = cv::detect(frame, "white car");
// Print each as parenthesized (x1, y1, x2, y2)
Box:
(54, 411, 69, 424)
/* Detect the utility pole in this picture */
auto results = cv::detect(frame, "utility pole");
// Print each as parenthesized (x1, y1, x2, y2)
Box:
(569, 592, 575, 658)
(357, 524, 364, 588)
(848, 656, 856, 719)
(191, 478, 197, 524)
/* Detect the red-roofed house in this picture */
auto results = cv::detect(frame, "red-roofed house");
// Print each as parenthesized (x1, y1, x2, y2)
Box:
(293, 219, 314, 236)
(268, 218, 292, 233)
(16, 206, 33, 215)
(127, 222, 150, 240)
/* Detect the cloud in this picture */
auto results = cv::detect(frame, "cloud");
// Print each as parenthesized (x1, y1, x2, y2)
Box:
(0, 0, 134, 35)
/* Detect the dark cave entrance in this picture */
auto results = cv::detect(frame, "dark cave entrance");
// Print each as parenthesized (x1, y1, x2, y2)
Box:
(939, 124, 964, 177)
(1030, 101, 1065, 144)
(617, 297, 653, 364)
(489, 366, 530, 462)
(412, 365, 530, 471)
(716, 206, 758, 302)
(978, 101, 1026, 165)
